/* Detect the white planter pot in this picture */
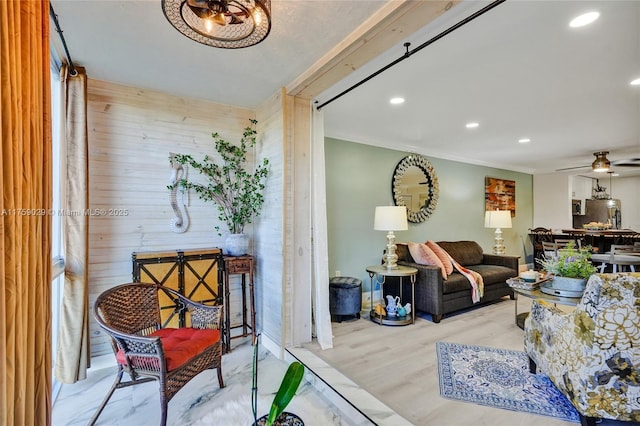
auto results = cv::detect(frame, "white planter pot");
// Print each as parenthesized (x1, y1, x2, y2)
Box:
(225, 233, 249, 256)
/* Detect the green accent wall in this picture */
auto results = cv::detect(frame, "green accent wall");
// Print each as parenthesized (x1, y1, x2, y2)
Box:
(325, 138, 533, 290)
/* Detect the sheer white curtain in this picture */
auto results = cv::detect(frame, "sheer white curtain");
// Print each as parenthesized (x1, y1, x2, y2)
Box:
(311, 108, 332, 349)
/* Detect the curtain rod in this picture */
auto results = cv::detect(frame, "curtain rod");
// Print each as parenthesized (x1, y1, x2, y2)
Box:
(315, 0, 507, 111)
(49, 4, 77, 76)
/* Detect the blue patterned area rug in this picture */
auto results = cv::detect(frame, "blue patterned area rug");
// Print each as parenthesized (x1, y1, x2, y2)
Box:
(436, 341, 580, 423)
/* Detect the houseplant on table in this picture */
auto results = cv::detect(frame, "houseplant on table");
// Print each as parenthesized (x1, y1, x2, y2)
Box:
(536, 242, 597, 296)
(168, 119, 269, 255)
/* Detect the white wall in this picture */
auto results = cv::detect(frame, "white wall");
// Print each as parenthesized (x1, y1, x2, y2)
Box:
(254, 91, 286, 353)
(533, 173, 572, 231)
(614, 175, 640, 231)
(87, 79, 256, 355)
(253, 93, 315, 352)
(570, 175, 591, 214)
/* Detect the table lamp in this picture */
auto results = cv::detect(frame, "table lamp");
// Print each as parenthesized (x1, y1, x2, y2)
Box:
(374, 206, 408, 269)
(485, 209, 512, 255)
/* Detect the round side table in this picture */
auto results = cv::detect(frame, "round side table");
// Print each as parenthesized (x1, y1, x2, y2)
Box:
(366, 265, 417, 326)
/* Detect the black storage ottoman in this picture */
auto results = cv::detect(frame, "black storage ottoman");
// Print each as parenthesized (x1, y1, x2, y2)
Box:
(329, 277, 362, 322)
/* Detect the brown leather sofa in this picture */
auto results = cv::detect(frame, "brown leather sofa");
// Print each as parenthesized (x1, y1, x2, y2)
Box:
(393, 241, 519, 322)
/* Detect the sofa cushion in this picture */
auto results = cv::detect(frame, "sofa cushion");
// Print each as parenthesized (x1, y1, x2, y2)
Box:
(408, 242, 447, 278)
(396, 243, 414, 263)
(437, 241, 484, 266)
(442, 272, 473, 294)
(442, 265, 513, 294)
(426, 240, 454, 275)
(467, 264, 515, 285)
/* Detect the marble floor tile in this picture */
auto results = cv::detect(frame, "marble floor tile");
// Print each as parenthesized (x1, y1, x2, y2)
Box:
(52, 341, 365, 426)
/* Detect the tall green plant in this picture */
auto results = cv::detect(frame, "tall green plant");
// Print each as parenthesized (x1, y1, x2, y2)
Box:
(169, 119, 269, 236)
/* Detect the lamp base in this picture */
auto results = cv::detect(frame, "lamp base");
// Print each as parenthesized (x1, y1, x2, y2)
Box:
(492, 228, 505, 255)
(382, 231, 399, 269)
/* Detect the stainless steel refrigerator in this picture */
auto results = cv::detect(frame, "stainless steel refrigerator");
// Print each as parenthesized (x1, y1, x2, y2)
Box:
(573, 199, 622, 229)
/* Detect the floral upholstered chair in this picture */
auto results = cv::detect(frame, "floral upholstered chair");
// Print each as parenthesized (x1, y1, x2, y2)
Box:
(524, 273, 640, 426)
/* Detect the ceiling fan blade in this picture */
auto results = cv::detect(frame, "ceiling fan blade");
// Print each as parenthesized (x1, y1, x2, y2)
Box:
(611, 158, 640, 167)
(186, 0, 213, 19)
(555, 165, 591, 172)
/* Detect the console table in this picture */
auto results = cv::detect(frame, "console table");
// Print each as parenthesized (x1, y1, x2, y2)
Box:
(366, 265, 417, 326)
(222, 255, 255, 352)
(131, 248, 223, 328)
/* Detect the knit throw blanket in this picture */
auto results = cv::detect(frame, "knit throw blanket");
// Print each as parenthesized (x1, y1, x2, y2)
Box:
(447, 254, 484, 303)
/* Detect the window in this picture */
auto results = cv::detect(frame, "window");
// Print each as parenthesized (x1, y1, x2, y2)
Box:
(50, 60, 65, 402)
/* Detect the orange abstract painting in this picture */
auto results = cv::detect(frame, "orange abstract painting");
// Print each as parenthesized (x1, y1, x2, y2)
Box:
(485, 177, 515, 216)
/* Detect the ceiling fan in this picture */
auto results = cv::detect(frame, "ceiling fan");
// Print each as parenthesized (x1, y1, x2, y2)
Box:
(556, 151, 640, 172)
(186, 0, 247, 26)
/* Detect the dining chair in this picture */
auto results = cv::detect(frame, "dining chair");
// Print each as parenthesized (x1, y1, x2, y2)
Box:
(541, 241, 557, 258)
(609, 244, 640, 272)
(592, 244, 640, 273)
(554, 238, 581, 250)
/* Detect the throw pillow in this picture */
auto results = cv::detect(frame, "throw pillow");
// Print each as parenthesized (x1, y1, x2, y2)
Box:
(426, 240, 454, 276)
(407, 241, 447, 279)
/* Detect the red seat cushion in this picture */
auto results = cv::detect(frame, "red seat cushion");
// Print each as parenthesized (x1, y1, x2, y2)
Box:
(116, 328, 220, 371)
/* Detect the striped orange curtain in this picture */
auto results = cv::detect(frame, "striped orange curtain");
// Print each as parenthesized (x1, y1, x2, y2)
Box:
(0, 0, 53, 425)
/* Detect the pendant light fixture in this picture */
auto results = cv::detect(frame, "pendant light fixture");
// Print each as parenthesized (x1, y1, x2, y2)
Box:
(591, 151, 610, 172)
(162, 0, 271, 49)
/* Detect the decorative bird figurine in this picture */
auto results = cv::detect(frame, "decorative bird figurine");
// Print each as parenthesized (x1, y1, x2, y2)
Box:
(404, 303, 412, 316)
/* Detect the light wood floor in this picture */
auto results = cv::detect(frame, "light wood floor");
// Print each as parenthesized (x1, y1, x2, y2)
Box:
(304, 297, 577, 426)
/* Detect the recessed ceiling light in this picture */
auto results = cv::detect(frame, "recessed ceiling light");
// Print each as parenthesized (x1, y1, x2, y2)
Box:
(630, 78, 640, 86)
(518, 138, 531, 143)
(611, 173, 620, 177)
(389, 97, 405, 105)
(465, 122, 479, 129)
(569, 11, 600, 28)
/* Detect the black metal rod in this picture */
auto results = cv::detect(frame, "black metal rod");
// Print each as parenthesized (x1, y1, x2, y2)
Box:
(315, 0, 507, 111)
(49, 4, 77, 76)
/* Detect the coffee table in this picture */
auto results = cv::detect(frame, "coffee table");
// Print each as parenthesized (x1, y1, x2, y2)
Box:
(509, 278, 582, 329)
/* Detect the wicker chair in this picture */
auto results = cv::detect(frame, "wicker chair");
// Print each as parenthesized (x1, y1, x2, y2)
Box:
(90, 283, 224, 426)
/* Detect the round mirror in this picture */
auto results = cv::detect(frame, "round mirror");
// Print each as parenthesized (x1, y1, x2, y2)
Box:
(392, 155, 439, 223)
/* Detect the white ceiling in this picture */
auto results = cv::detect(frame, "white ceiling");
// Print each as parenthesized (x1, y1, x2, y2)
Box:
(50, 0, 387, 107)
(51, 0, 640, 177)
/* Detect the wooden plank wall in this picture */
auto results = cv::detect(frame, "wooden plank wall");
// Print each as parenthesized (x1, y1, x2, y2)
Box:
(254, 89, 286, 351)
(87, 79, 257, 356)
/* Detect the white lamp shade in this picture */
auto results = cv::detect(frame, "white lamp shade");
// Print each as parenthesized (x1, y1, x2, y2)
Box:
(374, 206, 408, 231)
(484, 210, 512, 229)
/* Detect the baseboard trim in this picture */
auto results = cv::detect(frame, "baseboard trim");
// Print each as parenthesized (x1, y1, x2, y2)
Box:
(259, 333, 283, 359)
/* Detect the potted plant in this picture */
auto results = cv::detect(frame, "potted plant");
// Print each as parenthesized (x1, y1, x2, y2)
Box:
(169, 119, 269, 255)
(536, 242, 597, 294)
(251, 336, 305, 426)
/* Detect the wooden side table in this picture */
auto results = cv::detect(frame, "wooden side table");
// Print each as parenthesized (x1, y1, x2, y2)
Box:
(222, 255, 255, 352)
